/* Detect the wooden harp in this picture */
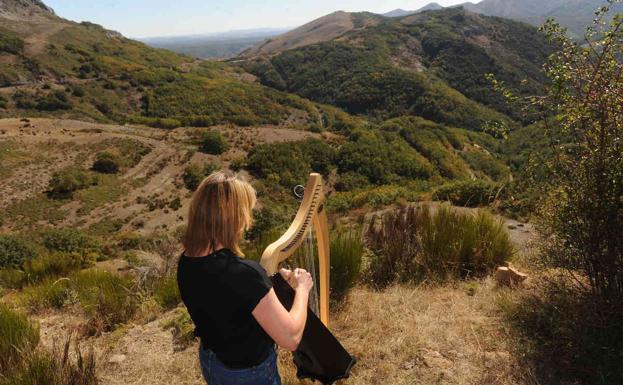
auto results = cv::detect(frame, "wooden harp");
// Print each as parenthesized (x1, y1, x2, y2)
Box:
(260, 173, 330, 326)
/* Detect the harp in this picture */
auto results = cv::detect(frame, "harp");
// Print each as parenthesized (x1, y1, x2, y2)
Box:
(260, 173, 330, 326)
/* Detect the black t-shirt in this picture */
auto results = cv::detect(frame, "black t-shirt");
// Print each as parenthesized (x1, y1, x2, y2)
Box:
(177, 248, 274, 369)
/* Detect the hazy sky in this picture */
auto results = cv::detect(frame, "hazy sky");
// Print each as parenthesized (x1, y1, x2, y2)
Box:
(44, 0, 467, 38)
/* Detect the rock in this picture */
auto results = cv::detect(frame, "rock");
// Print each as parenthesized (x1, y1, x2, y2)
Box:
(495, 264, 528, 287)
(108, 354, 126, 364)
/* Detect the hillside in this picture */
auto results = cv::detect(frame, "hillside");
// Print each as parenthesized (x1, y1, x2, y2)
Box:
(388, 0, 623, 37)
(239, 11, 382, 57)
(241, 8, 551, 128)
(0, 0, 342, 129)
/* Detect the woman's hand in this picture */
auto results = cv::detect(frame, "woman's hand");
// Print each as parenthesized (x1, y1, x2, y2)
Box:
(279, 268, 313, 293)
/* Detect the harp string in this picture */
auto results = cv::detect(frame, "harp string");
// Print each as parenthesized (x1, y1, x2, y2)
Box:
(291, 226, 320, 316)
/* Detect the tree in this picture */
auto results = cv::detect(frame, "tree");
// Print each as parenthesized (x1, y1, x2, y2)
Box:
(198, 130, 230, 155)
(537, 2, 623, 300)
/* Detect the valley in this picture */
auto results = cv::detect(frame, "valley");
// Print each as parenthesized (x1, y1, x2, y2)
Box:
(0, 0, 622, 385)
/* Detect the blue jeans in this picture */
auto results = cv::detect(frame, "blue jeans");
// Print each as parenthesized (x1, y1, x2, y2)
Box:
(199, 347, 281, 385)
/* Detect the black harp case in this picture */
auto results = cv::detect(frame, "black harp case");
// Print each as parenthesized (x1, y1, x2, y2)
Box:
(270, 273, 357, 385)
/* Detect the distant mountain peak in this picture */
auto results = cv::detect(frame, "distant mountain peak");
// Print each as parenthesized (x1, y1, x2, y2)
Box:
(0, 0, 55, 17)
(384, 2, 444, 18)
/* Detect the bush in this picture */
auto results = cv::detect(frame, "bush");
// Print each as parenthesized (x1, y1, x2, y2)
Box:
(365, 204, 513, 288)
(198, 130, 229, 155)
(71, 269, 138, 334)
(433, 179, 501, 207)
(92, 152, 120, 174)
(335, 172, 369, 192)
(330, 229, 363, 300)
(183, 162, 219, 191)
(47, 168, 97, 199)
(0, 304, 39, 373)
(0, 31, 24, 54)
(0, 234, 38, 269)
(43, 228, 101, 256)
(19, 279, 71, 312)
(153, 274, 181, 310)
(0, 95, 7, 109)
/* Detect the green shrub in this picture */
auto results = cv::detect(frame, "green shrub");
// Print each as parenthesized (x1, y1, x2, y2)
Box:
(229, 156, 245, 171)
(21, 252, 89, 286)
(0, 234, 38, 269)
(365, 204, 513, 287)
(198, 130, 229, 155)
(433, 179, 502, 207)
(0, 31, 24, 54)
(153, 274, 181, 310)
(246, 138, 335, 187)
(335, 172, 369, 192)
(183, 162, 220, 191)
(43, 228, 101, 256)
(92, 152, 120, 174)
(0, 304, 39, 373)
(330, 229, 363, 300)
(19, 279, 71, 312)
(0, 95, 7, 109)
(71, 269, 138, 334)
(47, 168, 97, 199)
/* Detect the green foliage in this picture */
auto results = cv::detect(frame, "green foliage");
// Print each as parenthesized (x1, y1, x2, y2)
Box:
(433, 180, 502, 207)
(335, 172, 369, 192)
(0, 235, 38, 269)
(71, 269, 138, 334)
(246, 138, 335, 187)
(0, 29, 24, 55)
(330, 229, 363, 300)
(0, 305, 39, 374)
(13, 90, 72, 111)
(47, 168, 97, 199)
(327, 183, 425, 213)
(92, 152, 120, 174)
(42, 228, 101, 257)
(365, 204, 513, 287)
(183, 162, 220, 191)
(535, 6, 623, 300)
(153, 274, 181, 310)
(0, 94, 7, 109)
(337, 129, 433, 184)
(198, 130, 230, 155)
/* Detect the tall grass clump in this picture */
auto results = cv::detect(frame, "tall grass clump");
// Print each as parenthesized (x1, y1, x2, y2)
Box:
(330, 229, 363, 300)
(71, 270, 138, 335)
(365, 204, 513, 288)
(0, 339, 98, 385)
(0, 305, 39, 373)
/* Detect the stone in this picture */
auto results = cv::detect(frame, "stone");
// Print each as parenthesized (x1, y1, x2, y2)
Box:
(495, 264, 528, 287)
(108, 354, 126, 364)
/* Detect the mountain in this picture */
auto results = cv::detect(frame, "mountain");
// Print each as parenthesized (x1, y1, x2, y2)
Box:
(383, 9, 414, 18)
(0, 0, 54, 17)
(459, 0, 623, 36)
(384, 3, 444, 17)
(241, 8, 551, 129)
(384, 0, 623, 37)
(0, 0, 346, 129)
(240, 11, 382, 57)
(139, 28, 290, 59)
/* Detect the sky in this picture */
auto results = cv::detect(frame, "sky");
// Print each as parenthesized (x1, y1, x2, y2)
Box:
(44, 0, 467, 38)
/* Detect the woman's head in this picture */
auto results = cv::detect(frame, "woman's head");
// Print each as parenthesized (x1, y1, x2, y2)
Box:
(183, 171, 256, 257)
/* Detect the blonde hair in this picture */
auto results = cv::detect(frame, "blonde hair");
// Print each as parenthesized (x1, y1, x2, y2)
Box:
(183, 171, 256, 257)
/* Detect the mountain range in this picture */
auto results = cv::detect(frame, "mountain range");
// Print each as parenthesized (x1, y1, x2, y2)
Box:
(383, 0, 623, 36)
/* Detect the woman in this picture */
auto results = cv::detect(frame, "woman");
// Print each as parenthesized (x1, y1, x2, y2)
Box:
(177, 171, 312, 385)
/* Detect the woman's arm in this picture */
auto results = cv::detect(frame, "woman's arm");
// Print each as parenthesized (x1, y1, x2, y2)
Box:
(252, 268, 312, 351)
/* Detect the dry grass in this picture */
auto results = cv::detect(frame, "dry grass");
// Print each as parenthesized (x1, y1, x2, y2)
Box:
(277, 281, 532, 385)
